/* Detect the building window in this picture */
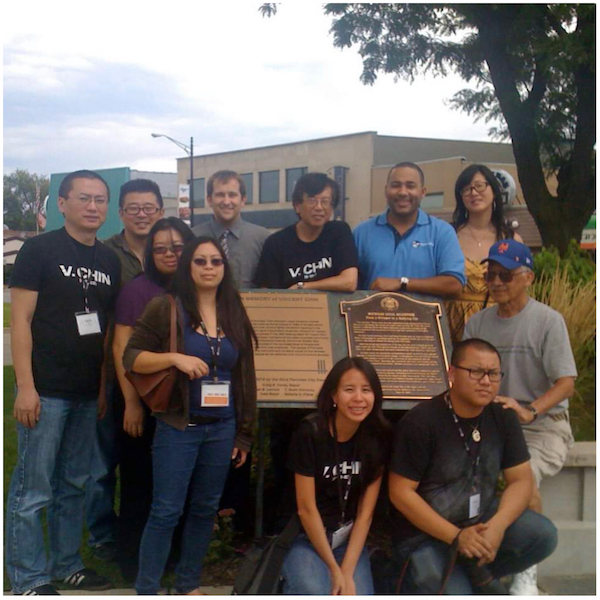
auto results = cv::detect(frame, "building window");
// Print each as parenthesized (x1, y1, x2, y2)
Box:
(259, 170, 280, 204)
(286, 167, 307, 202)
(421, 192, 444, 210)
(191, 177, 205, 208)
(241, 173, 253, 204)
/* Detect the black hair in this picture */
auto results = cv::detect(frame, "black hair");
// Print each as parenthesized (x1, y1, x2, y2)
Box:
(387, 162, 425, 186)
(451, 338, 501, 367)
(144, 218, 195, 288)
(119, 178, 164, 208)
(291, 172, 340, 208)
(173, 236, 257, 352)
(58, 170, 110, 201)
(207, 170, 246, 197)
(316, 357, 391, 490)
(452, 164, 515, 240)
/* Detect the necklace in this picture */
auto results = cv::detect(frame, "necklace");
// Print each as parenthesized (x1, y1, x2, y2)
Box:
(464, 225, 494, 248)
(467, 422, 482, 443)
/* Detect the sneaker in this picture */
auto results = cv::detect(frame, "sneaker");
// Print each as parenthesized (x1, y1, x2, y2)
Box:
(91, 541, 118, 562)
(61, 568, 112, 591)
(14, 584, 60, 595)
(509, 565, 539, 595)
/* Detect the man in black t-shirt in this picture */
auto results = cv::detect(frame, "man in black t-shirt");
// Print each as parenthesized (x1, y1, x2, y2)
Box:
(388, 339, 557, 594)
(6, 170, 121, 595)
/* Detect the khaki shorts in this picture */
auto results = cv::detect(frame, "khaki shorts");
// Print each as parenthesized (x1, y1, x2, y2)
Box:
(523, 411, 574, 487)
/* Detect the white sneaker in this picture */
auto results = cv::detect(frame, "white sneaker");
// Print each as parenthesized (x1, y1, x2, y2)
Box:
(509, 565, 539, 595)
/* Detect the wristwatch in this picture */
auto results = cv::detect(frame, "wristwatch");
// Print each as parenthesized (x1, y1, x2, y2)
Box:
(527, 404, 538, 422)
(297, 281, 305, 289)
(399, 277, 409, 291)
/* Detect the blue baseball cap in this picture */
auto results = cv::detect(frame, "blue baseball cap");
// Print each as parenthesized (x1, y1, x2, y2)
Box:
(482, 239, 534, 270)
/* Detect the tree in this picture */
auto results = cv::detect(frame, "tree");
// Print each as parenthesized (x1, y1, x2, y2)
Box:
(261, 4, 595, 254)
(3, 170, 49, 231)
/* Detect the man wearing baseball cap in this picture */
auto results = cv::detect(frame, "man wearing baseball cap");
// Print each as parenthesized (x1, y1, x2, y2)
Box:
(463, 239, 577, 596)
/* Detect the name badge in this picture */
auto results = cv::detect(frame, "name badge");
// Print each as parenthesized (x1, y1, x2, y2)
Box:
(201, 381, 230, 407)
(331, 520, 354, 550)
(75, 311, 101, 336)
(469, 493, 481, 519)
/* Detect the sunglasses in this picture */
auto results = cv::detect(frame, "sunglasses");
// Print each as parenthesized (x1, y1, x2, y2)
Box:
(153, 244, 185, 255)
(483, 269, 527, 283)
(193, 257, 224, 267)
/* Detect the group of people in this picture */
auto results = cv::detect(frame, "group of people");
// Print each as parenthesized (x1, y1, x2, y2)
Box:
(6, 161, 576, 595)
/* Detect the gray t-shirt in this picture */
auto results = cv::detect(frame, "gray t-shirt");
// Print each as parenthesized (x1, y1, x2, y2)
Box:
(192, 216, 270, 289)
(463, 297, 577, 415)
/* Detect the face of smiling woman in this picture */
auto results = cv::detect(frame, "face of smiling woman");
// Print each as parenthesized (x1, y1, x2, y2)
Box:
(191, 242, 225, 291)
(332, 368, 375, 433)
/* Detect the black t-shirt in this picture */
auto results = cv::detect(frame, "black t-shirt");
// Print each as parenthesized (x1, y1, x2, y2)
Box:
(254, 220, 359, 289)
(288, 416, 362, 531)
(390, 394, 529, 545)
(10, 227, 121, 400)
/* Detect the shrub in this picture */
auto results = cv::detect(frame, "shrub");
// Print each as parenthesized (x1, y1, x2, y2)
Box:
(533, 239, 595, 285)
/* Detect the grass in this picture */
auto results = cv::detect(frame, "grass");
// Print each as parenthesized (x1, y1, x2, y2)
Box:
(3, 303, 10, 328)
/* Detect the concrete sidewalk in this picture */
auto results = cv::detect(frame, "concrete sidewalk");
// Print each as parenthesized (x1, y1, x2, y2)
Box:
(6, 586, 234, 595)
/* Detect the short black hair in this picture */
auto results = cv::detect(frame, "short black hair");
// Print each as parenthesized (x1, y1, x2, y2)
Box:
(119, 178, 163, 208)
(291, 172, 340, 207)
(451, 338, 501, 366)
(387, 162, 425, 186)
(58, 170, 110, 202)
(207, 170, 246, 198)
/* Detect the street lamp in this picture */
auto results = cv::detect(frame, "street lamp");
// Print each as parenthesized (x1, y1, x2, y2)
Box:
(151, 133, 195, 227)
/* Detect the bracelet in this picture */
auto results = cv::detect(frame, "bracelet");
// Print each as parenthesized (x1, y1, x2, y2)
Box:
(452, 529, 463, 545)
(527, 404, 538, 422)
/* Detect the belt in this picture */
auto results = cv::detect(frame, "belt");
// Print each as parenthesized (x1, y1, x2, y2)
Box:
(188, 415, 222, 426)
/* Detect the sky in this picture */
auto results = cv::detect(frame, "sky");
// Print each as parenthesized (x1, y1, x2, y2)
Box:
(4, 2, 500, 177)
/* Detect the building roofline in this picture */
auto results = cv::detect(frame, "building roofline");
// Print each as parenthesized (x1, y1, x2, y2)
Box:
(375, 133, 512, 147)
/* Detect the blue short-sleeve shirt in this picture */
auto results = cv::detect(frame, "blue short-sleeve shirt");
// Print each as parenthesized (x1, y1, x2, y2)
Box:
(353, 209, 466, 291)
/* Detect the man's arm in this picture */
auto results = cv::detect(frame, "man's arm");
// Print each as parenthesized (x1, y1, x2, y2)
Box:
(11, 288, 41, 428)
(478, 461, 534, 564)
(289, 267, 358, 292)
(494, 376, 576, 424)
(389, 471, 493, 561)
(371, 274, 463, 298)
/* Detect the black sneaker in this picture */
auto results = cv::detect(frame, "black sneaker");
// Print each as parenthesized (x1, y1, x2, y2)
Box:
(91, 541, 118, 562)
(61, 569, 111, 591)
(14, 584, 60, 595)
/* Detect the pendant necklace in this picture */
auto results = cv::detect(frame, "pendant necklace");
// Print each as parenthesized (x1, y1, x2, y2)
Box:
(465, 225, 493, 249)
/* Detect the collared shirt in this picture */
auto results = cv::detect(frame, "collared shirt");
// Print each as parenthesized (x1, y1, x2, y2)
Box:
(103, 230, 144, 285)
(353, 209, 466, 291)
(192, 216, 271, 289)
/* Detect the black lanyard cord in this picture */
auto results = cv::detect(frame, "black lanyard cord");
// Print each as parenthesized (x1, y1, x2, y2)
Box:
(331, 417, 354, 525)
(67, 234, 98, 314)
(198, 318, 222, 381)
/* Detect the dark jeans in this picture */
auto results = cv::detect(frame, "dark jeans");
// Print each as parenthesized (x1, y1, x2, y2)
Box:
(395, 507, 557, 594)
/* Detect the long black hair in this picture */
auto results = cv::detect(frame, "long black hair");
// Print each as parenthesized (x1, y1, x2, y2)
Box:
(173, 236, 257, 353)
(316, 357, 391, 490)
(452, 164, 515, 240)
(144, 217, 195, 288)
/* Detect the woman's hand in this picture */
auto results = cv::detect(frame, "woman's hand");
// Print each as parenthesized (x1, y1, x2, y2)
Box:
(171, 353, 210, 379)
(123, 400, 145, 437)
(231, 447, 248, 468)
(330, 565, 346, 595)
(341, 569, 356, 595)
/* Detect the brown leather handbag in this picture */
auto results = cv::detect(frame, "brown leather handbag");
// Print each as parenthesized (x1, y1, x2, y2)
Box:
(125, 295, 177, 413)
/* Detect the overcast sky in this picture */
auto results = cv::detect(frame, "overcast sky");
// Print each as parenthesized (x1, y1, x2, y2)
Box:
(4, 2, 499, 177)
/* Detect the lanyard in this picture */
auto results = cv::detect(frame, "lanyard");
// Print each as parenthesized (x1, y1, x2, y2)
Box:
(331, 417, 354, 525)
(444, 392, 483, 490)
(197, 319, 222, 381)
(67, 233, 97, 314)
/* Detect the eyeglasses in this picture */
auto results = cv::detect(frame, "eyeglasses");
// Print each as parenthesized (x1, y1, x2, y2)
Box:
(123, 205, 161, 216)
(483, 269, 527, 283)
(461, 181, 490, 197)
(454, 366, 504, 382)
(153, 244, 185, 255)
(193, 257, 224, 267)
(304, 197, 333, 209)
(72, 195, 107, 206)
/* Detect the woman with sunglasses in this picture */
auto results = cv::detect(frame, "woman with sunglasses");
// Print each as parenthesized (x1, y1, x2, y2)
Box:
(112, 217, 194, 570)
(123, 236, 257, 595)
(281, 357, 391, 595)
(447, 165, 522, 343)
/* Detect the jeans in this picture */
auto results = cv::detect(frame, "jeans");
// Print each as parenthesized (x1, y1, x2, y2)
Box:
(397, 507, 558, 594)
(281, 535, 375, 595)
(85, 381, 119, 547)
(5, 395, 98, 594)
(135, 418, 235, 595)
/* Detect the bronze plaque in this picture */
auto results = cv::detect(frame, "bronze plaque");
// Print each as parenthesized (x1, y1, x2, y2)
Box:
(241, 291, 333, 402)
(340, 292, 449, 399)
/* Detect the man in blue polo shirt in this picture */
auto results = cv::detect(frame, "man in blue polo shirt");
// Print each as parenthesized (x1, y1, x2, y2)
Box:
(353, 162, 465, 297)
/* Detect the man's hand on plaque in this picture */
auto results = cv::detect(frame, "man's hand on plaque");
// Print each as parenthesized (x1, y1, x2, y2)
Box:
(370, 277, 401, 292)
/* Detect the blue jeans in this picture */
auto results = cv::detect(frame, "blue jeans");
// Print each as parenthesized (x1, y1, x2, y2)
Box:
(397, 508, 558, 594)
(281, 535, 374, 595)
(5, 395, 98, 593)
(85, 381, 119, 547)
(135, 418, 235, 595)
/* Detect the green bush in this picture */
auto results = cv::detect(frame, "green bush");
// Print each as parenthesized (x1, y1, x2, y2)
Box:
(533, 239, 596, 285)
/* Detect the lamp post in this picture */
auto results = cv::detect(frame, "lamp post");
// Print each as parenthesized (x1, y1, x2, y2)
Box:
(151, 133, 195, 227)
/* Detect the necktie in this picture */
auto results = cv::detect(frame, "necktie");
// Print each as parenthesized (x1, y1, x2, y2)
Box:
(220, 230, 230, 259)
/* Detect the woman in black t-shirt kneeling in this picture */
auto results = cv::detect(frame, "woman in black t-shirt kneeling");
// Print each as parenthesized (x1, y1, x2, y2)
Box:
(282, 357, 391, 595)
